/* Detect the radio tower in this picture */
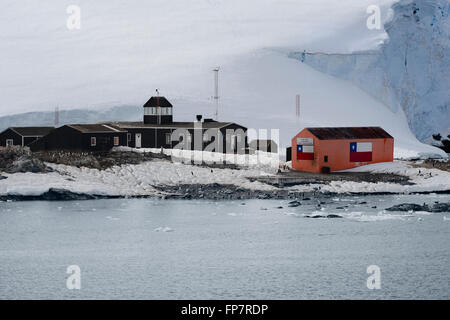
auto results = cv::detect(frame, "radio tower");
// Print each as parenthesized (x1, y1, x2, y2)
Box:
(296, 94, 300, 126)
(55, 106, 59, 127)
(213, 67, 220, 120)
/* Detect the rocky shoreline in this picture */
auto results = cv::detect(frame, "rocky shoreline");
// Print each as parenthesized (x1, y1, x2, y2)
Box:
(2, 183, 450, 203)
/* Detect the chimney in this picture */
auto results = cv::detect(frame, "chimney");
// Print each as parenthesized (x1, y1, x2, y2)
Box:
(196, 114, 203, 122)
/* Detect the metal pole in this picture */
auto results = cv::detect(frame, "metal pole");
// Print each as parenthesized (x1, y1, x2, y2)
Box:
(213, 67, 220, 121)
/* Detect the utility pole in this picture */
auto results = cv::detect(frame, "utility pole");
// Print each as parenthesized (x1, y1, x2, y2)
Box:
(213, 67, 220, 121)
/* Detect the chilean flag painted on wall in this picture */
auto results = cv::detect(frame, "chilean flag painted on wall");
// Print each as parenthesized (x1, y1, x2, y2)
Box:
(297, 145, 314, 160)
(350, 142, 372, 162)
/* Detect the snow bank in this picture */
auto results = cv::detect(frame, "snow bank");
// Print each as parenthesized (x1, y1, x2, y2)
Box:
(113, 146, 280, 172)
(323, 161, 450, 193)
(0, 159, 275, 198)
(0, 157, 448, 199)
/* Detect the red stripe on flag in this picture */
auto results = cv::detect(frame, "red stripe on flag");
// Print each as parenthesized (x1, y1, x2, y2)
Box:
(297, 152, 314, 160)
(350, 152, 372, 162)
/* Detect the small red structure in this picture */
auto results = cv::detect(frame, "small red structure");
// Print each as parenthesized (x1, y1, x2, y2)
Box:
(291, 127, 394, 173)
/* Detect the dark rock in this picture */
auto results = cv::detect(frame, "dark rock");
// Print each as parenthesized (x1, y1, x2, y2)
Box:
(326, 214, 343, 218)
(335, 206, 345, 209)
(371, 206, 377, 208)
(288, 200, 301, 207)
(385, 203, 429, 212)
(1, 146, 52, 174)
(385, 202, 450, 213)
(430, 203, 450, 213)
(0, 188, 118, 201)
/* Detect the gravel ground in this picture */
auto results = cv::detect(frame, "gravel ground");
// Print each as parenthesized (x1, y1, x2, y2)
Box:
(248, 170, 412, 187)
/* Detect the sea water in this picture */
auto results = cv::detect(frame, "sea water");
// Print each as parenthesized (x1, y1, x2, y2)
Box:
(0, 194, 449, 299)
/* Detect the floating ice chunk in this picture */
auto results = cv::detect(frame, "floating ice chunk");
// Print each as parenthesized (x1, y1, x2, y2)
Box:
(154, 227, 174, 232)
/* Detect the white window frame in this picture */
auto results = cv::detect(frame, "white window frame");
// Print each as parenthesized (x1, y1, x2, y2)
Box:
(127, 133, 131, 142)
(91, 137, 97, 147)
(165, 133, 171, 144)
(6, 139, 14, 147)
(113, 136, 119, 146)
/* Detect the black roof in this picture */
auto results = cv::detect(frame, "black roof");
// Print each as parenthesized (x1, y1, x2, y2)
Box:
(9, 127, 54, 137)
(306, 127, 393, 140)
(67, 124, 127, 133)
(108, 121, 244, 130)
(143, 96, 173, 108)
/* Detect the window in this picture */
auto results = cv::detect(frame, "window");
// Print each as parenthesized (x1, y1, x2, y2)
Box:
(91, 137, 96, 146)
(324, 155, 328, 163)
(127, 133, 131, 142)
(6, 139, 13, 147)
(167, 108, 172, 115)
(165, 133, 171, 144)
(114, 137, 119, 146)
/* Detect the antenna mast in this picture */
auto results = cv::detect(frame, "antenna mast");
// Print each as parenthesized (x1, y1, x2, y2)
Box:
(213, 67, 220, 120)
(55, 106, 59, 127)
(296, 94, 300, 126)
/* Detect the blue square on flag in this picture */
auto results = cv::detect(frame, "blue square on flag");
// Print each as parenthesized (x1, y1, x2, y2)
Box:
(350, 142, 357, 152)
(297, 145, 302, 152)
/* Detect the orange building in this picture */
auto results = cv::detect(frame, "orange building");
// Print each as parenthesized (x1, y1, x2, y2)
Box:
(291, 127, 394, 173)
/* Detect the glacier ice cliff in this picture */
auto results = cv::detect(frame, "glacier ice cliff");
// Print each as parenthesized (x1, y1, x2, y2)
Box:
(290, 0, 449, 143)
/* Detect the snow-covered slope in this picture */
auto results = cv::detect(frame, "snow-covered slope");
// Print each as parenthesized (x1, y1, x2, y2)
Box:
(294, 0, 450, 142)
(175, 49, 446, 159)
(0, 0, 445, 159)
(1, 159, 449, 197)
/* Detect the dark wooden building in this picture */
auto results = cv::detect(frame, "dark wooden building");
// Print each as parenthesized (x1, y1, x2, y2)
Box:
(106, 96, 248, 153)
(29, 96, 248, 153)
(108, 118, 247, 152)
(0, 127, 54, 147)
(30, 124, 127, 151)
(143, 96, 173, 125)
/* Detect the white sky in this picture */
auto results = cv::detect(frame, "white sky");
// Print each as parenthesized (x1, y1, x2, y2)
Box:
(0, 0, 396, 116)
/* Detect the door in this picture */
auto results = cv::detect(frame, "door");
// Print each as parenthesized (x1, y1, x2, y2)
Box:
(135, 133, 142, 148)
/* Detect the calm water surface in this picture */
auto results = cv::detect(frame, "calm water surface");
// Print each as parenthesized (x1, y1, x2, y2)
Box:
(0, 194, 449, 299)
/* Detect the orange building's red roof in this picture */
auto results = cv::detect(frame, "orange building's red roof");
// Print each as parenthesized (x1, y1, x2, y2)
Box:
(306, 127, 393, 140)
